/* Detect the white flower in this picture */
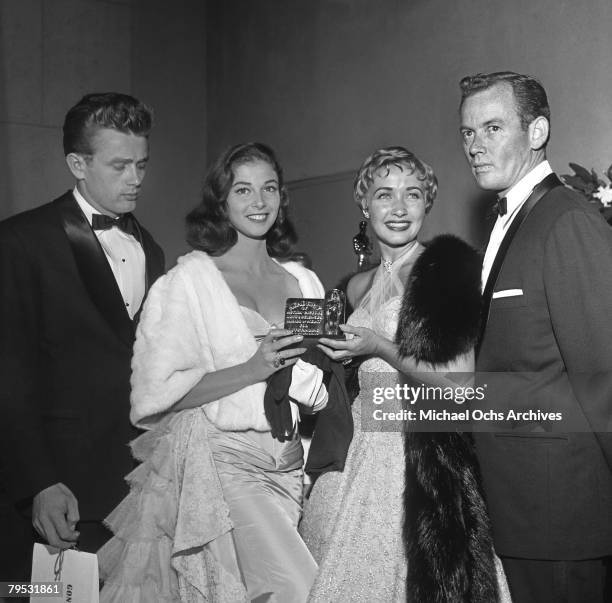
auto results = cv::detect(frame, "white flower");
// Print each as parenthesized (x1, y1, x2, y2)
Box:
(594, 185, 612, 207)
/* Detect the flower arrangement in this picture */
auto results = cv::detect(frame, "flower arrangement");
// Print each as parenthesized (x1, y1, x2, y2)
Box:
(561, 163, 612, 223)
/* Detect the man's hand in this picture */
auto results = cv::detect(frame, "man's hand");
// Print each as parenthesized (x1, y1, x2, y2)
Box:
(32, 483, 80, 549)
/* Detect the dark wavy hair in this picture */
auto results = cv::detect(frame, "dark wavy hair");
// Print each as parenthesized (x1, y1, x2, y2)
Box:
(63, 92, 153, 155)
(186, 142, 297, 257)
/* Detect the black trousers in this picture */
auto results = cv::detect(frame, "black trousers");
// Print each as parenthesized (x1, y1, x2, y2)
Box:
(501, 556, 612, 603)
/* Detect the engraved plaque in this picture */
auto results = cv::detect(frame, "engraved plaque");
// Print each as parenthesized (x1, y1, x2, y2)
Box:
(284, 298, 325, 336)
(284, 289, 346, 341)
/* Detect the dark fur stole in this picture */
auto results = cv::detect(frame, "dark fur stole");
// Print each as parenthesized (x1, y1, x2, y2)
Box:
(396, 234, 482, 364)
(395, 235, 498, 602)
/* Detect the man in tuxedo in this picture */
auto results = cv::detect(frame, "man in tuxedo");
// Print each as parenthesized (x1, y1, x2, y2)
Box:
(460, 71, 612, 601)
(0, 92, 165, 579)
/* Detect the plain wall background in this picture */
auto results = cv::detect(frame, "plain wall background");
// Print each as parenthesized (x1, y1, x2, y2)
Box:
(0, 0, 207, 263)
(207, 0, 612, 286)
(2, 0, 611, 282)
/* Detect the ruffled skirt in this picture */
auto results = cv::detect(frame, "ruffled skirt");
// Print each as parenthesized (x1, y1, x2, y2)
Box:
(98, 409, 317, 602)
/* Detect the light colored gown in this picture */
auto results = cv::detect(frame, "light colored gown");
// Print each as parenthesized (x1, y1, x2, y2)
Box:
(300, 244, 513, 602)
(300, 244, 423, 602)
(206, 306, 317, 602)
(99, 306, 317, 602)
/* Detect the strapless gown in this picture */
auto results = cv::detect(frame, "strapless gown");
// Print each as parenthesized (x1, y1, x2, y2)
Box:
(207, 306, 316, 602)
(99, 306, 317, 602)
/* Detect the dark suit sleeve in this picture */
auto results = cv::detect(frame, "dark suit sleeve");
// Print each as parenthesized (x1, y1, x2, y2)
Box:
(543, 209, 612, 468)
(0, 224, 58, 505)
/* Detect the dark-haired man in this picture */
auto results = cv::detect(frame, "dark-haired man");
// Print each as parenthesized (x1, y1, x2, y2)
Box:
(460, 71, 612, 601)
(0, 93, 164, 579)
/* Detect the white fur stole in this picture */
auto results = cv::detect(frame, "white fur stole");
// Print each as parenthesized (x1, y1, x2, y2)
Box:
(130, 250, 324, 431)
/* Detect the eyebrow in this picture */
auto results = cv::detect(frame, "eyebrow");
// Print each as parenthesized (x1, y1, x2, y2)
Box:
(232, 178, 278, 186)
(461, 118, 503, 130)
(483, 118, 502, 126)
(374, 186, 422, 193)
(110, 156, 149, 163)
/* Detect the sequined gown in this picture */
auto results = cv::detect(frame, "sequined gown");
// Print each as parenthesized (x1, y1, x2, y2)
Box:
(300, 245, 423, 602)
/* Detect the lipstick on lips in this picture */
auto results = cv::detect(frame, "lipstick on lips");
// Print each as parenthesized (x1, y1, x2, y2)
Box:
(385, 220, 412, 231)
(246, 212, 269, 222)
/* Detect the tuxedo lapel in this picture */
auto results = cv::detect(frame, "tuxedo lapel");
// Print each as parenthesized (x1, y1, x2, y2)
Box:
(54, 192, 135, 347)
(133, 220, 157, 294)
(477, 173, 563, 356)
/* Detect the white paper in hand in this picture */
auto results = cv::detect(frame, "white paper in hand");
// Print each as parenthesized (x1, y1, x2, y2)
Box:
(31, 543, 99, 603)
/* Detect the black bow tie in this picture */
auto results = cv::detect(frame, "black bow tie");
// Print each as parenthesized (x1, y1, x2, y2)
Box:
(493, 197, 507, 217)
(92, 213, 137, 237)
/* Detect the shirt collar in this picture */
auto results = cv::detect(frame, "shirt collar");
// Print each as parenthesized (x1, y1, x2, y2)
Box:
(502, 160, 553, 222)
(73, 186, 105, 228)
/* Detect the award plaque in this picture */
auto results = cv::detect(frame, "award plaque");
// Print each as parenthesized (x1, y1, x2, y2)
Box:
(284, 289, 346, 345)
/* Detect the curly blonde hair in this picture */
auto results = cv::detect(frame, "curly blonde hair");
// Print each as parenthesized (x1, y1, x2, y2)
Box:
(353, 146, 437, 212)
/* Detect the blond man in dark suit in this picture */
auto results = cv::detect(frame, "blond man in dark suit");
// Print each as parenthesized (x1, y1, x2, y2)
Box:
(460, 71, 612, 602)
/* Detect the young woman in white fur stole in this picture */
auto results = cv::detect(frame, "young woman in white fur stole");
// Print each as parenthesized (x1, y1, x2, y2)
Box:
(98, 142, 329, 602)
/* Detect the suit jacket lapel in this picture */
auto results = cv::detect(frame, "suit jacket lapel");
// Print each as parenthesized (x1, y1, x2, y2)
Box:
(54, 191, 135, 347)
(132, 220, 156, 294)
(477, 173, 563, 356)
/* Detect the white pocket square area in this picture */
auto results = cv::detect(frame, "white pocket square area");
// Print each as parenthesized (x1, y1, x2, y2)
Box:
(492, 288, 524, 299)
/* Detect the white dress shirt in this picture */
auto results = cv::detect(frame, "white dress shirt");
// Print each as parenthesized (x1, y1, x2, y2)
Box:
(481, 160, 553, 290)
(73, 187, 146, 319)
